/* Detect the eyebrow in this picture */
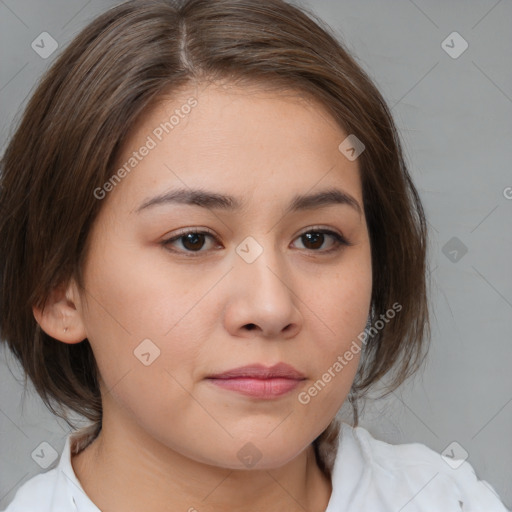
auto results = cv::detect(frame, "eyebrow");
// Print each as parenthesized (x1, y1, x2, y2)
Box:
(135, 187, 362, 217)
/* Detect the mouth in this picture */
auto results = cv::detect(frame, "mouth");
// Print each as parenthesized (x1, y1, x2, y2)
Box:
(206, 363, 306, 399)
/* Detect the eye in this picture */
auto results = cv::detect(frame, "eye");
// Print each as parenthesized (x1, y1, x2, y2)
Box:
(291, 228, 352, 254)
(162, 228, 220, 256)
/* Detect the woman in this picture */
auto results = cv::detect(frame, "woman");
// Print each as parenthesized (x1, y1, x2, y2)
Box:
(0, 0, 508, 510)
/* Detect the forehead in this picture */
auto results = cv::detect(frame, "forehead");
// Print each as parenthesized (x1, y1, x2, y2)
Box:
(104, 81, 363, 215)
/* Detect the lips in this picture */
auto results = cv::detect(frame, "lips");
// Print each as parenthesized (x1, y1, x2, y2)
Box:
(206, 363, 305, 399)
(207, 363, 305, 380)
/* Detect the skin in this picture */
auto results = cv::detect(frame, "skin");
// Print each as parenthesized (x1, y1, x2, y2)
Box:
(33, 81, 373, 512)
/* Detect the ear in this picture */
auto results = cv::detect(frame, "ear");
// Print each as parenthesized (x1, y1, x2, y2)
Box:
(32, 278, 87, 344)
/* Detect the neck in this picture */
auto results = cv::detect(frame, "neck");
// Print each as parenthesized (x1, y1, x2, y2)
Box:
(71, 414, 332, 512)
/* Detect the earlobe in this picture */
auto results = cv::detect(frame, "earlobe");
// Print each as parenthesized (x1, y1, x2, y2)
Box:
(32, 279, 87, 344)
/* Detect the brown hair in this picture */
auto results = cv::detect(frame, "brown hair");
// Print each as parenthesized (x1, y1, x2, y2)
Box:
(0, 0, 430, 476)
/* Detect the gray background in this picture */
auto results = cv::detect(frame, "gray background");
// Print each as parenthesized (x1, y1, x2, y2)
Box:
(1, 0, 511, 509)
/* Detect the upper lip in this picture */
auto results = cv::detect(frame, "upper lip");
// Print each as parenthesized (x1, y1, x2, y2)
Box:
(207, 363, 305, 380)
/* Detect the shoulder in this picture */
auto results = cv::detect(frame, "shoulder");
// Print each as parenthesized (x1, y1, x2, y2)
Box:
(333, 423, 510, 511)
(1, 429, 98, 512)
(1, 469, 60, 512)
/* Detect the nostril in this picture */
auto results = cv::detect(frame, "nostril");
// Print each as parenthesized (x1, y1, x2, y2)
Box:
(245, 323, 257, 330)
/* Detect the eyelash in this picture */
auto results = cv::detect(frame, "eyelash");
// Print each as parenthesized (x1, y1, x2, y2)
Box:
(161, 226, 353, 257)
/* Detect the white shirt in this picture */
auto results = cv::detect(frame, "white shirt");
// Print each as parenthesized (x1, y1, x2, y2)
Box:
(2, 423, 509, 511)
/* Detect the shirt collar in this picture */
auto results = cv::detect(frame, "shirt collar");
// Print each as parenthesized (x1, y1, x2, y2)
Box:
(55, 433, 102, 511)
(324, 422, 369, 511)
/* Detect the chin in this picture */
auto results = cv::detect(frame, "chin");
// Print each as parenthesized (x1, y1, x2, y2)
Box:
(199, 440, 309, 471)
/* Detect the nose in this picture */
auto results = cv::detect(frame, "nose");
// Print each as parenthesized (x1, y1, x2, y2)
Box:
(223, 240, 303, 339)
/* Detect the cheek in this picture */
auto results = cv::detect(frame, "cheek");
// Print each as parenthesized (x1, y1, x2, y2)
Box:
(79, 240, 215, 396)
(310, 252, 372, 347)
(79, 255, 207, 438)
(295, 251, 372, 413)
(81, 235, 205, 336)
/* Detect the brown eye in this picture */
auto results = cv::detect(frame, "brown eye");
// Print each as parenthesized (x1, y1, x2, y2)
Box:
(292, 229, 352, 254)
(301, 232, 326, 250)
(180, 232, 207, 251)
(162, 229, 220, 256)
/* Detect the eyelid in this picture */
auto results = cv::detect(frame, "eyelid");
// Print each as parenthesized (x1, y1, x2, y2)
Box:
(161, 227, 220, 257)
(294, 225, 351, 244)
(167, 226, 217, 238)
(292, 225, 353, 253)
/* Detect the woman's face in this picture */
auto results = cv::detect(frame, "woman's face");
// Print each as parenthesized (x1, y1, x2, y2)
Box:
(75, 82, 372, 469)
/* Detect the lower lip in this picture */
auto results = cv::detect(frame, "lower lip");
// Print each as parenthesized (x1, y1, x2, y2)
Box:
(207, 377, 303, 398)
